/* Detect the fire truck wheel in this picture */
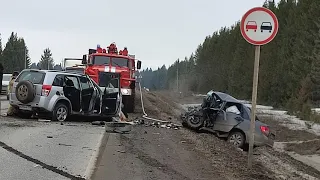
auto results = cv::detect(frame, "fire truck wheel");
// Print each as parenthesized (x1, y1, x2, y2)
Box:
(15, 80, 35, 104)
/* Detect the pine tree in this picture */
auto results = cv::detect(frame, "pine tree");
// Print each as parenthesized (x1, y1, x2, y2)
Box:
(39, 48, 55, 70)
(310, 18, 320, 106)
(2, 32, 27, 73)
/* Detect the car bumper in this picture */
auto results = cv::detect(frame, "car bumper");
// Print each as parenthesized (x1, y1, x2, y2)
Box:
(252, 132, 275, 147)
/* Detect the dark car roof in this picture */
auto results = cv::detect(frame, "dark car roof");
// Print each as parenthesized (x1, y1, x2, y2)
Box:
(212, 91, 240, 103)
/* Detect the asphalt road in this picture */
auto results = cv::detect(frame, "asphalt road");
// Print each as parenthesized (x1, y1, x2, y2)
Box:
(0, 96, 106, 180)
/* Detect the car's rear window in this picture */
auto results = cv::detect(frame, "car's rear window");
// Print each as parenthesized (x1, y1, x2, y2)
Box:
(16, 71, 45, 84)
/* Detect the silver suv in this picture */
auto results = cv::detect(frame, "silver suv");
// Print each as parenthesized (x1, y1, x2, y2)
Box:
(9, 69, 122, 121)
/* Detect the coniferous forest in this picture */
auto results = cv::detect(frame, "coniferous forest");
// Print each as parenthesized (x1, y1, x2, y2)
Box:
(139, 0, 320, 120)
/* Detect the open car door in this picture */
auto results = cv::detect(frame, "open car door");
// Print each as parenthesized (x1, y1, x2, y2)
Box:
(98, 72, 121, 116)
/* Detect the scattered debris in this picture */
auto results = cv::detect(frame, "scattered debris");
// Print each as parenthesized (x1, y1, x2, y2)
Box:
(58, 143, 72, 147)
(105, 122, 132, 133)
(47, 136, 53, 138)
(117, 150, 126, 153)
(133, 118, 181, 129)
(38, 119, 51, 122)
(92, 121, 105, 126)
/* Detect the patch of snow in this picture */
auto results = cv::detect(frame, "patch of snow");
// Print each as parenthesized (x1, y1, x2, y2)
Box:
(244, 103, 320, 135)
(312, 108, 320, 114)
(273, 141, 320, 174)
(258, 150, 318, 180)
(192, 94, 206, 97)
(244, 103, 274, 110)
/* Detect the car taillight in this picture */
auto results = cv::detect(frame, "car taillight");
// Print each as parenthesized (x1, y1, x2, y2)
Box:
(42, 85, 52, 96)
(260, 126, 270, 135)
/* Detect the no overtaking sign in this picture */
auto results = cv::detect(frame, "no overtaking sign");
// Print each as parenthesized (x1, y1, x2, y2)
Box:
(240, 7, 278, 169)
(240, 7, 279, 46)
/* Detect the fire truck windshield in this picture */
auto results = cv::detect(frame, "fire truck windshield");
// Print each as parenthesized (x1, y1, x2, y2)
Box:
(93, 56, 111, 65)
(112, 57, 128, 67)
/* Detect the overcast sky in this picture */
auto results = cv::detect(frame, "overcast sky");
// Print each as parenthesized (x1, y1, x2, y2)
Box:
(0, 0, 276, 70)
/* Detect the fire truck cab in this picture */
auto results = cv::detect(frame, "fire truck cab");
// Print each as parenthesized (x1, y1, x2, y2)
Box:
(80, 43, 141, 113)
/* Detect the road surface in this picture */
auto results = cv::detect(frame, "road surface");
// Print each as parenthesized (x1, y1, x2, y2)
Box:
(0, 96, 106, 180)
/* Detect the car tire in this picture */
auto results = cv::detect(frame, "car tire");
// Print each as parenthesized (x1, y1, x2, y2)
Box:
(15, 80, 35, 104)
(228, 131, 245, 149)
(7, 94, 9, 100)
(52, 103, 69, 122)
(185, 113, 204, 130)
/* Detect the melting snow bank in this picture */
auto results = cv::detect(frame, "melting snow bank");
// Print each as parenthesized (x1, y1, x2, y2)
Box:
(273, 141, 320, 175)
(244, 103, 320, 136)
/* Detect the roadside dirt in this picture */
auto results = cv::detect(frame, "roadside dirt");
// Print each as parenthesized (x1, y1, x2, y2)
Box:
(125, 90, 275, 180)
(128, 90, 320, 180)
(284, 140, 320, 155)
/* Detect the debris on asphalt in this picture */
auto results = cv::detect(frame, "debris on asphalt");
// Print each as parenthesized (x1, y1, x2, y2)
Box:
(92, 121, 105, 126)
(38, 119, 51, 122)
(58, 143, 72, 147)
(47, 136, 53, 138)
(133, 118, 181, 130)
(117, 150, 126, 153)
(105, 122, 132, 133)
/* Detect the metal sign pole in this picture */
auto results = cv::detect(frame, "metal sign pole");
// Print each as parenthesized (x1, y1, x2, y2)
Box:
(240, 7, 278, 168)
(248, 45, 261, 168)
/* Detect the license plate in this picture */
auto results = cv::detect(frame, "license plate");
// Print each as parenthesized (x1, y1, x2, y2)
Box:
(19, 106, 32, 111)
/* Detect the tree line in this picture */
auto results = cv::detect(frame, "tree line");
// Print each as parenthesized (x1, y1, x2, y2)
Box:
(0, 32, 61, 74)
(139, 0, 320, 121)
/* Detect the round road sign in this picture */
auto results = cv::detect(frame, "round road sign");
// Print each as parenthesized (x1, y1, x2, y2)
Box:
(240, 7, 278, 45)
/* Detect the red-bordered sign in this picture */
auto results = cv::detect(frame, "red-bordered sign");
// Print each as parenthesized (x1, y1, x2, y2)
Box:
(240, 7, 278, 45)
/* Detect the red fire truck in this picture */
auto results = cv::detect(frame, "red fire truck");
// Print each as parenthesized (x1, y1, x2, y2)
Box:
(64, 43, 141, 113)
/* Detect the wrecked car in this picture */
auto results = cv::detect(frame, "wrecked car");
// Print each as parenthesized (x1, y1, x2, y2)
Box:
(181, 90, 275, 149)
(9, 69, 121, 121)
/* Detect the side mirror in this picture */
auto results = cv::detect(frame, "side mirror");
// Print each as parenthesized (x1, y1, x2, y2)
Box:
(82, 55, 87, 64)
(137, 60, 141, 69)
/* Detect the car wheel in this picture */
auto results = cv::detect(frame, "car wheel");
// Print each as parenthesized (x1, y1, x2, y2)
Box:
(15, 80, 35, 104)
(52, 103, 69, 122)
(7, 94, 9, 100)
(228, 131, 245, 148)
(185, 114, 204, 130)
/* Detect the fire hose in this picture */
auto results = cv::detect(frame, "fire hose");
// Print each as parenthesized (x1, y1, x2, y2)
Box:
(137, 81, 182, 126)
